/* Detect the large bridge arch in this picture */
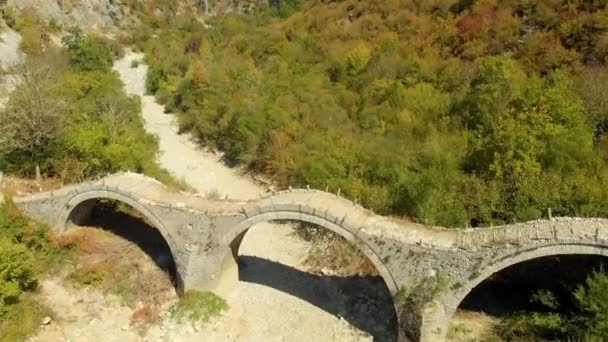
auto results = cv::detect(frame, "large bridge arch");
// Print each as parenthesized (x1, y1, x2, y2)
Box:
(218, 207, 402, 341)
(57, 188, 183, 290)
(224, 210, 399, 295)
(422, 243, 608, 341)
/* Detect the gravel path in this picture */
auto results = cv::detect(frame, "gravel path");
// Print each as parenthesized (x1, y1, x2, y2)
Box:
(113, 54, 261, 200)
(112, 52, 375, 342)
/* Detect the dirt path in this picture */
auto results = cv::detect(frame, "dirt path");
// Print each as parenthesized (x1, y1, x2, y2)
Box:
(113, 52, 376, 342)
(113, 54, 261, 200)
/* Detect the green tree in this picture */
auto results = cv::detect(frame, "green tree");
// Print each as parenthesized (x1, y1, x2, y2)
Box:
(575, 270, 608, 338)
(62, 27, 113, 72)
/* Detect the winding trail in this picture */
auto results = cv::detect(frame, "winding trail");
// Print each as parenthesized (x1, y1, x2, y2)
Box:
(113, 52, 375, 342)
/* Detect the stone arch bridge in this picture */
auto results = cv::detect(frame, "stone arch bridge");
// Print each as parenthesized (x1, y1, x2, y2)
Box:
(13, 173, 608, 341)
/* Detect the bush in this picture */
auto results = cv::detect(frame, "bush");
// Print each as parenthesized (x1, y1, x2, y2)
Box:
(11, 8, 49, 56)
(0, 238, 36, 316)
(0, 199, 63, 340)
(169, 290, 227, 324)
(47, 18, 61, 32)
(497, 270, 608, 341)
(68, 265, 106, 287)
(0, 294, 52, 342)
(575, 270, 608, 338)
(62, 27, 113, 72)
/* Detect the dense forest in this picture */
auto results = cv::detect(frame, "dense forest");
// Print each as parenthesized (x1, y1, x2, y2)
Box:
(133, 0, 608, 227)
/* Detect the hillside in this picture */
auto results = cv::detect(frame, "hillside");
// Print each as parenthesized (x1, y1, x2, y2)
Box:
(3, 0, 265, 34)
(2, 1, 608, 342)
(136, 0, 608, 227)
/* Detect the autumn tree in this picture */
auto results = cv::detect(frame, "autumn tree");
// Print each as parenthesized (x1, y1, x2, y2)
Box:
(0, 57, 65, 180)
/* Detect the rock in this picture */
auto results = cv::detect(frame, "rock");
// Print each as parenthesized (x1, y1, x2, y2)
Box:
(121, 325, 128, 331)
(320, 267, 333, 275)
(41, 316, 52, 325)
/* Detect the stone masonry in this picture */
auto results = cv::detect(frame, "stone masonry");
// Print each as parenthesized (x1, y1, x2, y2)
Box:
(13, 172, 608, 341)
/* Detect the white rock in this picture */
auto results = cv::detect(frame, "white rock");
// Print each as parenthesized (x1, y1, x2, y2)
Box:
(41, 316, 52, 325)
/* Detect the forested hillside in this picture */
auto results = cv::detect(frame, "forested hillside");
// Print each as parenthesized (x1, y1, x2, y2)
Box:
(0, 9, 174, 184)
(134, 0, 608, 227)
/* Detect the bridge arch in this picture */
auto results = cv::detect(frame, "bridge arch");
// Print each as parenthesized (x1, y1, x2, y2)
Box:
(225, 210, 399, 295)
(221, 207, 401, 341)
(424, 243, 608, 341)
(57, 188, 182, 290)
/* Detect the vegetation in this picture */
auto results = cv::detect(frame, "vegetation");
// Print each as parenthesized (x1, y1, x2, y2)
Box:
(294, 222, 378, 276)
(133, 0, 608, 227)
(495, 270, 608, 341)
(0, 8, 184, 339)
(0, 12, 175, 185)
(452, 255, 608, 341)
(0, 199, 69, 341)
(169, 290, 227, 324)
(64, 226, 175, 308)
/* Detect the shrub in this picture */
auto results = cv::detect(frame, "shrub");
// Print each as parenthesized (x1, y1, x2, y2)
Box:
(0, 200, 58, 340)
(62, 27, 113, 72)
(0, 294, 52, 342)
(0, 239, 36, 316)
(575, 270, 608, 338)
(47, 18, 61, 32)
(68, 265, 106, 287)
(169, 290, 227, 324)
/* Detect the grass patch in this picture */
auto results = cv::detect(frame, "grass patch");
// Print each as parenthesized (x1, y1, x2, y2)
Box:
(0, 294, 52, 341)
(169, 290, 227, 324)
(130, 304, 161, 335)
(0, 198, 72, 341)
(68, 264, 106, 287)
(62, 227, 175, 307)
(0, 287, 54, 342)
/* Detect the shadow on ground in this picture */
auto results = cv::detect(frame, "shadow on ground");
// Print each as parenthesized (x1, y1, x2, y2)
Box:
(239, 255, 398, 342)
(78, 201, 178, 285)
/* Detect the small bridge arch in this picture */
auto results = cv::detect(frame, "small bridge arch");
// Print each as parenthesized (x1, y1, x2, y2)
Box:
(424, 243, 608, 341)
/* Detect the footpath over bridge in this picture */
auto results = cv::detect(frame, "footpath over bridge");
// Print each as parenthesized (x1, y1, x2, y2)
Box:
(14, 172, 608, 341)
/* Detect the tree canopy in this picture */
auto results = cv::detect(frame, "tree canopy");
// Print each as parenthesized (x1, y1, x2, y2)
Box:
(131, 0, 608, 227)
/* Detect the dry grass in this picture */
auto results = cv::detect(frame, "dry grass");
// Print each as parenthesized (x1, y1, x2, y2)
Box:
(63, 227, 175, 308)
(0, 176, 63, 195)
(130, 304, 161, 335)
(447, 310, 501, 342)
(294, 223, 379, 276)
